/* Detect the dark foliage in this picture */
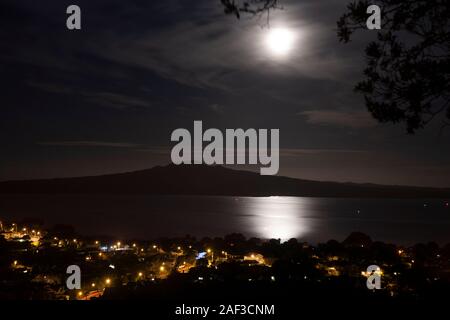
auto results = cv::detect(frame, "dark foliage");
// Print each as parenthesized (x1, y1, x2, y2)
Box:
(337, 0, 450, 134)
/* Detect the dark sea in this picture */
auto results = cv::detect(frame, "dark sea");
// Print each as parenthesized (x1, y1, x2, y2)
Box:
(0, 195, 449, 245)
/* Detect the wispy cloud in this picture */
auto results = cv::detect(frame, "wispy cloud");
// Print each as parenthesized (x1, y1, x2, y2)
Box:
(28, 82, 150, 110)
(299, 110, 377, 129)
(280, 148, 368, 156)
(38, 141, 142, 148)
(27, 81, 75, 94)
(83, 92, 150, 109)
(86, 1, 354, 91)
(207, 103, 224, 114)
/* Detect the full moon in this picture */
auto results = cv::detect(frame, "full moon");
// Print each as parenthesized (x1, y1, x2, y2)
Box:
(265, 27, 296, 58)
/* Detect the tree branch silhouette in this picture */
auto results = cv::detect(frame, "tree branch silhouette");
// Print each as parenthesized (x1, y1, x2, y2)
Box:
(337, 0, 450, 134)
(220, 0, 281, 25)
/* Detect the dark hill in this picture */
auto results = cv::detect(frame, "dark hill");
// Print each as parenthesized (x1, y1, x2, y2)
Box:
(0, 164, 449, 198)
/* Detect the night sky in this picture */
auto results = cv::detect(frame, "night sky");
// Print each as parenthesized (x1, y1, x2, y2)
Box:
(1, 0, 449, 187)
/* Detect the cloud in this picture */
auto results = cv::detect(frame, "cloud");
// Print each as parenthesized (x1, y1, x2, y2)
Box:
(27, 81, 75, 94)
(207, 104, 224, 114)
(85, 0, 356, 91)
(28, 81, 151, 110)
(11, 0, 364, 102)
(38, 141, 142, 148)
(299, 110, 377, 128)
(279, 148, 368, 156)
(83, 92, 150, 109)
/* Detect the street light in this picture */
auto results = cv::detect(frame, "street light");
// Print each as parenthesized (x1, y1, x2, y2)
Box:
(207, 249, 214, 267)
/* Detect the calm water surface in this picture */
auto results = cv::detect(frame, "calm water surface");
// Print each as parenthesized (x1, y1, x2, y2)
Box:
(0, 195, 449, 245)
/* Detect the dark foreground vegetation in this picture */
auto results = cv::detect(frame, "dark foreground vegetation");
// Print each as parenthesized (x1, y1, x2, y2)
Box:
(1, 219, 449, 312)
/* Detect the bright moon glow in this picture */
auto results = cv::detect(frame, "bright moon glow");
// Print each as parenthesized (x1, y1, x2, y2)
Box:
(265, 28, 296, 58)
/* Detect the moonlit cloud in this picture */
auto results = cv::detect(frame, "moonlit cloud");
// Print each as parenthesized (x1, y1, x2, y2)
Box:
(37, 141, 143, 148)
(84, 1, 355, 91)
(28, 82, 151, 109)
(83, 92, 150, 109)
(299, 110, 378, 128)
